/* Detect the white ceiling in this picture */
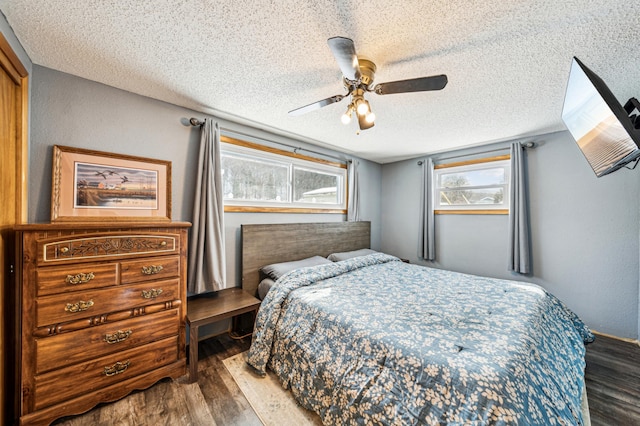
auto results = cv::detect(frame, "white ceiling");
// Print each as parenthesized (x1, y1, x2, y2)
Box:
(2, 1, 640, 163)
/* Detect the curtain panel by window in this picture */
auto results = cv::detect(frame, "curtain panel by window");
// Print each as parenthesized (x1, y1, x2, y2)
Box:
(188, 119, 227, 293)
(347, 160, 360, 221)
(508, 142, 531, 274)
(419, 158, 436, 261)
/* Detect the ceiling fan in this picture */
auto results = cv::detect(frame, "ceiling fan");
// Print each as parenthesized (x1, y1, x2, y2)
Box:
(288, 36, 448, 131)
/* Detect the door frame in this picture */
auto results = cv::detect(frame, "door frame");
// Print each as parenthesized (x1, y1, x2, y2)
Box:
(0, 30, 29, 425)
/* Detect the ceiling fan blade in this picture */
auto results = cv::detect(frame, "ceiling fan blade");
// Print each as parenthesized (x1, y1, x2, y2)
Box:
(373, 74, 448, 95)
(357, 113, 375, 131)
(327, 37, 361, 81)
(288, 94, 345, 116)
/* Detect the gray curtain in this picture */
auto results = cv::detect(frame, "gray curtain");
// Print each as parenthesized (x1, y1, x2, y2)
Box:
(419, 158, 436, 260)
(508, 142, 531, 274)
(347, 159, 360, 221)
(188, 119, 226, 293)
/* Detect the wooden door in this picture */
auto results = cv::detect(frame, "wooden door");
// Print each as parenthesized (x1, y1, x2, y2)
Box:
(0, 31, 28, 424)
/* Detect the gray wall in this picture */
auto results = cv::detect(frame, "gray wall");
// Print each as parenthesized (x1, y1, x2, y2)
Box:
(21, 62, 640, 340)
(0, 13, 32, 74)
(28, 65, 382, 290)
(381, 132, 640, 339)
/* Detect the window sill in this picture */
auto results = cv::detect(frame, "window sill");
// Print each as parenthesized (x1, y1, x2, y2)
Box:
(435, 209, 508, 215)
(225, 206, 347, 214)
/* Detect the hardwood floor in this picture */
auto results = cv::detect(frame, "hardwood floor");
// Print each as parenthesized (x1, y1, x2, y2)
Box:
(585, 334, 640, 425)
(50, 332, 640, 426)
(52, 334, 259, 426)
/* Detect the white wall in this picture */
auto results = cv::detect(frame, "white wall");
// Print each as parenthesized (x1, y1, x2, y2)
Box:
(381, 132, 640, 340)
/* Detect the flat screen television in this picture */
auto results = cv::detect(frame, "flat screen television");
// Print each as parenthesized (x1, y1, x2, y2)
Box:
(561, 56, 640, 177)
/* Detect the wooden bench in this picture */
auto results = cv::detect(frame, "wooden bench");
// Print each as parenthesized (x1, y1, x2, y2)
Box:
(186, 287, 261, 382)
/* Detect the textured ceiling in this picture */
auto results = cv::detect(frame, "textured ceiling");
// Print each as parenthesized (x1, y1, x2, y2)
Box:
(2, 1, 640, 163)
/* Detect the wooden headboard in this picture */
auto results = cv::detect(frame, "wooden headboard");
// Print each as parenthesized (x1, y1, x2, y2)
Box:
(241, 221, 371, 297)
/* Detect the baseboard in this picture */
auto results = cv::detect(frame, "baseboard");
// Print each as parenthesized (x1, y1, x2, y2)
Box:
(592, 330, 640, 346)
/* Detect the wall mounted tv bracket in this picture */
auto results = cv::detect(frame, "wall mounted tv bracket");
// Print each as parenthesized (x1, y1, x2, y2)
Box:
(622, 97, 640, 171)
(624, 97, 640, 129)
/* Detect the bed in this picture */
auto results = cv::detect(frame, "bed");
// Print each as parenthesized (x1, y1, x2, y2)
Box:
(241, 222, 594, 425)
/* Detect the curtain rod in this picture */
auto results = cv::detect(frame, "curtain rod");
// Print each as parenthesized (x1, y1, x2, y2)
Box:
(417, 141, 536, 165)
(189, 117, 351, 164)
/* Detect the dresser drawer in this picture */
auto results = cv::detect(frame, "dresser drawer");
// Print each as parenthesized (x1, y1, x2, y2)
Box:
(35, 279, 180, 328)
(34, 336, 178, 410)
(35, 308, 180, 374)
(120, 255, 180, 284)
(40, 233, 179, 265)
(36, 263, 119, 296)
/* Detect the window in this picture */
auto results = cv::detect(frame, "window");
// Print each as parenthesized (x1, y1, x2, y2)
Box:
(221, 136, 347, 213)
(434, 155, 510, 214)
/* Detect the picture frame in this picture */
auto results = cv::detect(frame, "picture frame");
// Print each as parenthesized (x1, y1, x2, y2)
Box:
(51, 145, 171, 222)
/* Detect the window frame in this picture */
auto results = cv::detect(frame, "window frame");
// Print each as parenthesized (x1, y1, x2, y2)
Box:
(220, 135, 348, 214)
(434, 154, 511, 215)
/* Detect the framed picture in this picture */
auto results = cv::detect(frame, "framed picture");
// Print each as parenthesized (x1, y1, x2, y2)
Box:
(51, 145, 171, 222)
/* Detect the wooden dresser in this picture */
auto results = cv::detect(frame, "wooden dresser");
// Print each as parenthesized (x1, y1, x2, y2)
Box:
(14, 222, 190, 426)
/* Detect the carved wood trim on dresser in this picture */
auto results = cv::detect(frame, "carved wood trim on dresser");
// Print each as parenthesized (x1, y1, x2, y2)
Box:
(14, 222, 190, 426)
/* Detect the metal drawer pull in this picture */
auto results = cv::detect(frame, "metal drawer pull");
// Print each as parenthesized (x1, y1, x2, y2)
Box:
(65, 272, 95, 285)
(141, 265, 164, 275)
(104, 329, 133, 344)
(65, 300, 94, 313)
(103, 360, 130, 376)
(141, 288, 163, 299)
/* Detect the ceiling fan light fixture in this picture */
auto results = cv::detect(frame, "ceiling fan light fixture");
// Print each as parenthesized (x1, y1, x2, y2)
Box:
(356, 98, 369, 116)
(289, 36, 447, 132)
(365, 111, 375, 124)
(341, 105, 353, 124)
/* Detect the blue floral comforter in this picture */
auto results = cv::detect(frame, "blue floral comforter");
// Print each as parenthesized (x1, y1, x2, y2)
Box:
(247, 253, 594, 425)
